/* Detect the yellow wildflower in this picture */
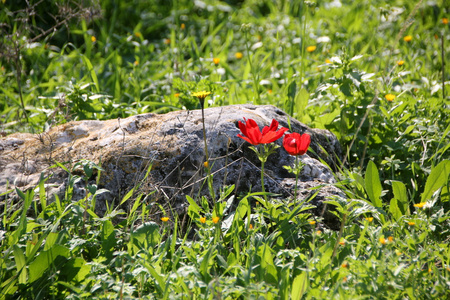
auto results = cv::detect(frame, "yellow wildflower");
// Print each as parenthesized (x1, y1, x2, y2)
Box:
(213, 58, 220, 65)
(365, 217, 373, 222)
(325, 58, 331, 64)
(388, 236, 394, 242)
(306, 45, 317, 52)
(212, 216, 220, 224)
(413, 202, 426, 208)
(403, 35, 412, 42)
(161, 217, 169, 222)
(135, 32, 142, 38)
(91, 36, 96, 43)
(397, 60, 405, 66)
(408, 221, 415, 226)
(316, 230, 322, 235)
(164, 38, 171, 44)
(385, 94, 395, 101)
(181, 23, 186, 30)
(309, 220, 316, 225)
(443, 18, 449, 25)
(379, 237, 386, 245)
(200, 217, 206, 224)
(341, 261, 349, 268)
(339, 240, 346, 246)
(203, 161, 209, 168)
(192, 91, 211, 101)
(249, 224, 253, 229)
(174, 93, 180, 98)
(235, 52, 243, 59)
(134, 61, 139, 66)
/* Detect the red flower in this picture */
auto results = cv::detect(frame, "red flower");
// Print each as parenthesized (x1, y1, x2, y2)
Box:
(237, 118, 288, 145)
(283, 132, 311, 155)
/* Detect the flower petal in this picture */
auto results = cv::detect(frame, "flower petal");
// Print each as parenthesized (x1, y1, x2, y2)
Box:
(283, 132, 310, 155)
(283, 133, 297, 155)
(262, 119, 279, 135)
(237, 134, 258, 145)
(260, 126, 288, 144)
(238, 118, 262, 145)
(296, 134, 311, 155)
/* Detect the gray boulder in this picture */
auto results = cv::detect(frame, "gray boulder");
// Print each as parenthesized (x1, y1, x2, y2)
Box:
(0, 105, 343, 225)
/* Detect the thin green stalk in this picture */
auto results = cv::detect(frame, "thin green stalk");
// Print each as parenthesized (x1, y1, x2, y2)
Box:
(294, 155, 299, 204)
(244, 30, 261, 105)
(291, 0, 307, 116)
(13, 50, 29, 125)
(260, 158, 267, 202)
(442, 34, 445, 100)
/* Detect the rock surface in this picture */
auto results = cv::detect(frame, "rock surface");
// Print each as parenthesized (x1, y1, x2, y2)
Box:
(0, 105, 343, 225)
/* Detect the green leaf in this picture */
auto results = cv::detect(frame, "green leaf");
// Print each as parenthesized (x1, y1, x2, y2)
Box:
(391, 180, 408, 218)
(81, 54, 100, 92)
(120, 188, 135, 205)
(257, 244, 277, 284)
(13, 245, 27, 285)
(389, 198, 402, 221)
(38, 173, 47, 211)
(421, 160, 450, 203)
(60, 257, 92, 283)
(44, 232, 59, 251)
(52, 161, 70, 173)
(144, 262, 165, 293)
(291, 272, 308, 300)
(101, 220, 116, 260)
(28, 245, 70, 283)
(200, 247, 216, 282)
(392, 181, 408, 204)
(129, 222, 160, 255)
(186, 195, 203, 220)
(288, 80, 297, 101)
(11, 188, 34, 244)
(365, 160, 383, 207)
(295, 88, 309, 119)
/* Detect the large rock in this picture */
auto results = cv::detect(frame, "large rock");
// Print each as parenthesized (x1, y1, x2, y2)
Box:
(0, 105, 343, 224)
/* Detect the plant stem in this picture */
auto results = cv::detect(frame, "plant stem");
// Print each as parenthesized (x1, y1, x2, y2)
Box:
(442, 34, 445, 100)
(294, 155, 299, 205)
(244, 31, 261, 105)
(14, 46, 29, 125)
(201, 103, 216, 204)
(292, 1, 307, 116)
(261, 159, 267, 202)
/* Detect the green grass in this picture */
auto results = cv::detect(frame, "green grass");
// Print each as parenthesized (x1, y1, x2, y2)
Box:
(1, 0, 450, 299)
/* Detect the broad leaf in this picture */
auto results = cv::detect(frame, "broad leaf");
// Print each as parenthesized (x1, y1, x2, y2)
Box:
(421, 160, 450, 203)
(365, 160, 382, 207)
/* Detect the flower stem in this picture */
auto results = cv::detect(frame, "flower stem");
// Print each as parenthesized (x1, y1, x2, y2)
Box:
(201, 103, 216, 205)
(260, 159, 267, 202)
(294, 155, 299, 205)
